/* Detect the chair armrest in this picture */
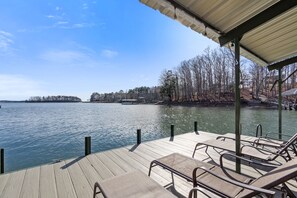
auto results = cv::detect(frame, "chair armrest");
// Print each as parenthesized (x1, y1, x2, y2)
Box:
(190, 167, 275, 198)
(241, 144, 278, 155)
(254, 137, 284, 145)
(216, 136, 248, 146)
(264, 132, 291, 141)
(219, 153, 278, 183)
(220, 153, 279, 169)
(216, 135, 228, 140)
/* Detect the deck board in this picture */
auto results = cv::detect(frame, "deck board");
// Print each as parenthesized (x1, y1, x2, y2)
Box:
(85, 154, 113, 180)
(77, 157, 105, 198)
(105, 150, 134, 172)
(116, 145, 192, 195)
(78, 156, 104, 186)
(0, 131, 296, 198)
(1, 170, 26, 198)
(95, 152, 125, 176)
(65, 159, 93, 198)
(112, 148, 173, 188)
(0, 173, 9, 196)
(40, 164, 57, 198)
(54, 161, 77, 198)
(20, 167, 40, 198)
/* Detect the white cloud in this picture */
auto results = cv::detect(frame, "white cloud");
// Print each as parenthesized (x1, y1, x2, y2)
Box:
(72, 23, 95, 28)
(0, 74, 47, 100)
(101, 50, 118, 58)
(82, 3, 88, 10)
(47, 14, 65, 20)
(45, 6, 96, 30)
(40, 50, 90, 64)
(0, 30, 12, 37)
(0, 30, 14, 55)
(44, 15, 95, 29)
(56, 21, 69, 25)
(46, 15, 55, 19)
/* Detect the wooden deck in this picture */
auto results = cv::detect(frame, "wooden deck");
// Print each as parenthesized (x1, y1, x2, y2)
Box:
(0, 131, 296, 198)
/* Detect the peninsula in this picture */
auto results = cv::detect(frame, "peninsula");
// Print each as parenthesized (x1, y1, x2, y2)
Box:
(26, 95, 82, 103)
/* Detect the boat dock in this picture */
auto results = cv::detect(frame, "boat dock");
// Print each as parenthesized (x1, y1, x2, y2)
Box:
(0, 131, 296, 198)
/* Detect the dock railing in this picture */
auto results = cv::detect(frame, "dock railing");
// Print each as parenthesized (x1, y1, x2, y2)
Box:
(255, 124, 263, 137)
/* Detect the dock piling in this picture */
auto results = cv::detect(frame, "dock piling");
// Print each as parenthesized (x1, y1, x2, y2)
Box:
(137, 129, 141, 144)
(171, 125, 174, 137)
(85, 136, 91, 156)
(0, 148, 4, 174)
(194, 121, 198, 132)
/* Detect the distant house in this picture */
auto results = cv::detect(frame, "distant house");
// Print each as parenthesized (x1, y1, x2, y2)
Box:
(121, 99, 138, 105)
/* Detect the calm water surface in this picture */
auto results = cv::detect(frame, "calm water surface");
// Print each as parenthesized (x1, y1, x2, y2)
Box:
(0, 103, 296, 172)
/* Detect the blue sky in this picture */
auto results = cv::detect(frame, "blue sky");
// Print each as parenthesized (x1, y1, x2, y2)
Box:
(0, 0, 218, 101)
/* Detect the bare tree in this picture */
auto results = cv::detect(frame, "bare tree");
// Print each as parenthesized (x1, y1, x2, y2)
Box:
(159, 70, 176, 103)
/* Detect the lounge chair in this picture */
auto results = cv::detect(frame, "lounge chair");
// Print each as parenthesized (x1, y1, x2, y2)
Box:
(217, 132, 297, 151)
(192, 133, 297, 163)
(149, 153, 297, 197)
(93, 170, 176, 198)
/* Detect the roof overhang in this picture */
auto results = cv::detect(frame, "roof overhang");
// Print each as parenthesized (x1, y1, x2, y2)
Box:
(140, 0, 297, 70)
(282, 88, 297, 97)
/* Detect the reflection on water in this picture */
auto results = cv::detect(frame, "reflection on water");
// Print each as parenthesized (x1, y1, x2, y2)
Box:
(0, 103, 296, 172)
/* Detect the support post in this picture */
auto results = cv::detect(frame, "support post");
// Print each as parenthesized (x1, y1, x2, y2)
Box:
(0, 148, 4, 174)
(234, 37, 241, 173)
(194, 121, 198, 132)
(171, 125, 174, 137)
(137, 129, 141, 144)
(278, 68, 282, 140)
(85, 136, 91, 156)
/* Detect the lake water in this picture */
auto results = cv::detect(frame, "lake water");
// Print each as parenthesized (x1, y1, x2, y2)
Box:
(0, 103, 296, 172)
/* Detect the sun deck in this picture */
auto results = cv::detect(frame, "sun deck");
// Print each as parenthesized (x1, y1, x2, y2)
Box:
(0, 131, 296, 198)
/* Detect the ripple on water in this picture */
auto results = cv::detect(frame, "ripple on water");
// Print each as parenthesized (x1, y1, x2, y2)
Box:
(0, 103, 296, 172)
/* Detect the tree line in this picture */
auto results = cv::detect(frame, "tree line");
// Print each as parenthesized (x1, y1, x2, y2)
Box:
(159, 47, 297, 104)
(90, 46, 297, 104)
(27, 96, 82, 102)
(90, 86, 161, 103)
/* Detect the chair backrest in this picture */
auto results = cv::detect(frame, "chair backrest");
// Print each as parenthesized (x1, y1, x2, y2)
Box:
(237, 157, 297, 198)
(276, 132, 297, 155)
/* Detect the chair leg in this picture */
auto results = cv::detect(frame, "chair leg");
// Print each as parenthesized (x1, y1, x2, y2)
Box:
(192, 144, 208, 158)
(292, 145, 297, 156)
(281, 186, 287, 198)
(285, 150, 292, 161)
(188, 187, 204, 198)
(282, 183, 296, 198)
(192, 144, 198, 158)
(148, 161, 155, 176)
(93, 182, 102, 198)
(188, 188, 196, 198)
(171, 172, 175, 186)
(205, 146, 208, 154)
